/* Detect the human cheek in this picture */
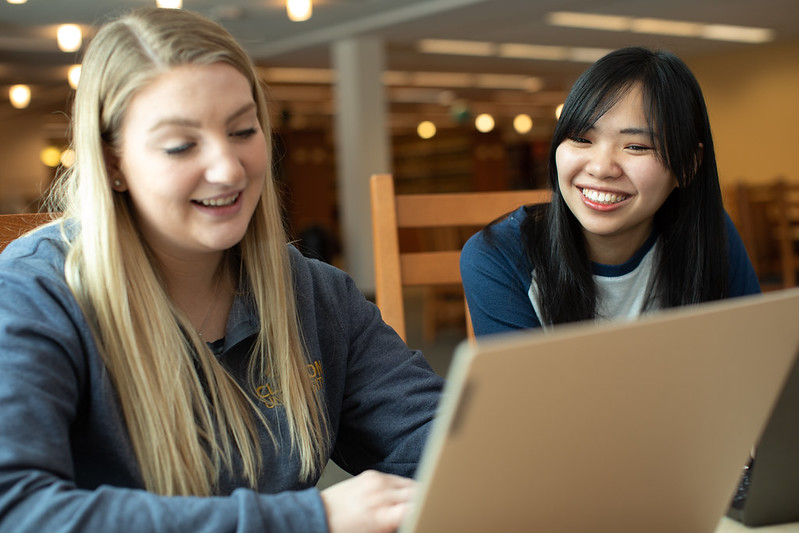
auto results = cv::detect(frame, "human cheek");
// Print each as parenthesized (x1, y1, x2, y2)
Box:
(555, 144, 579, 188)
(631, 161, 673, 197)
(241, 136, 268, 177)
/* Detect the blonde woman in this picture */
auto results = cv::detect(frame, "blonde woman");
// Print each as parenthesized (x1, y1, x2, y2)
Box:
(0, 7, 442, 532)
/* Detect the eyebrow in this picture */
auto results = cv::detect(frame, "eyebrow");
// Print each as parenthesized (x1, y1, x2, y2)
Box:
(148, 102, 258, 132)
(619, 127, 653, 136)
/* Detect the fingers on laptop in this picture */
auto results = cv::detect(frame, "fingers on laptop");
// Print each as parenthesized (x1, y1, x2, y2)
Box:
(321, 470, 416, 533)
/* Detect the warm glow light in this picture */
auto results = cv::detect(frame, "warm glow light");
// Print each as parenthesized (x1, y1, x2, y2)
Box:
(60, 148, 76, 168)
(7, 0, 28, 4)
(475, 113, 495, 133)
(418, 39, 609, 64)
(546, 11, 775, 44)
(287, 0, 312, 22)
(57, 24, 82, 52)
(68, 65, 81, 89)
(419, 39, 496, 56)
(513, 114, 533, 134)
(9, 84, 31, 109)
(702, 25, 775, 43)
(499, 43, 568, 61)
(156, 0, 182, 8)
(555, 103, 564, 120)
(475, 74, 536, 90)
(547, 12, 629, 31)
(417, 121, 436, 140)
(40, 146, 62, 167)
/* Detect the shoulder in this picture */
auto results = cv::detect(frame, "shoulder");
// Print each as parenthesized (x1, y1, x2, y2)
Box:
(462, 206, 528, 262)
(0, 222, 70, 284)
(287, 244, 351, 292)
(0, 220, 91, 372)
(721, 210, 761, 296)
(722, 209, 750, 259)
(286, 245, 367, 323)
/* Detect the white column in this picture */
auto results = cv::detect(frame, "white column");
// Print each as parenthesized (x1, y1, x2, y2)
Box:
(332, 36, 391, 295)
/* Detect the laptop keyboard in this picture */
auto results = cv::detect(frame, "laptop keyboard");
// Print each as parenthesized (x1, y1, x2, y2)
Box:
(730, 457, 755, 510)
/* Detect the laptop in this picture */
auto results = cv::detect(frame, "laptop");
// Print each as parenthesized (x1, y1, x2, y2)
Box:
(726, 350, 799, 527)
(401, 289, 799, 533)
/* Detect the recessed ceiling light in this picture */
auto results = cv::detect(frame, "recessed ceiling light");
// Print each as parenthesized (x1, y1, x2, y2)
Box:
(417, 120, 436, 139)
(475, 113, 495, 133)
(68, 64, 81, 89)
(287, 0, 312, 22)
(156, 0, 182, 8)
(57, 24, 82, 52)
(9, 84, 31, 109)
(513, 114, 533, 134)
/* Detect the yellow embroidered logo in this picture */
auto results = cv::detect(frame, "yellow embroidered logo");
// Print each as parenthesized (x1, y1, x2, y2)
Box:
(307, 360, 323, 391)
(256, 360, 324, 408)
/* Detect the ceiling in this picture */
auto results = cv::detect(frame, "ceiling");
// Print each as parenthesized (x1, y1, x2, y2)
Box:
(1, 0, 798, 135)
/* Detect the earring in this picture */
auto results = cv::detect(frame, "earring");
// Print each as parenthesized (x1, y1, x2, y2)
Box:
(113, 179, 122, 188)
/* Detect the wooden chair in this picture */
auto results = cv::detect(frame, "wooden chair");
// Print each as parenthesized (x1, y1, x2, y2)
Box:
(734, 182, 784, 290)
(0, 213, 56, 253)
(774, 180, 799, 288)
(370, 173, 550, 342)
(734, 179, 799, 290)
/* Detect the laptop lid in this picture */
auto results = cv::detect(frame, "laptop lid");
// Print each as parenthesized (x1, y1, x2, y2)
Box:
(402, 289, 799, 533)
(727, 352, 799, 527)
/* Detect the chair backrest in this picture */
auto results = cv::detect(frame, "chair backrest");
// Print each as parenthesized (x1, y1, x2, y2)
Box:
(0, 213, 56, 253)
(735, 179, 799, 290)
(775, 180, 799, 288)
(735, 182, 783, 289)
(370, 173, 550, 341)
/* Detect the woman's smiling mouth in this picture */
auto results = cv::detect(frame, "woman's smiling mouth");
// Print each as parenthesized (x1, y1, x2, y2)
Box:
(193, 192, 240, 207)
(580, 187, 630, 205)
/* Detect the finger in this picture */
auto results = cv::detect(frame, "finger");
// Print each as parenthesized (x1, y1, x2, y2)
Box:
(376, 499, 412, 531)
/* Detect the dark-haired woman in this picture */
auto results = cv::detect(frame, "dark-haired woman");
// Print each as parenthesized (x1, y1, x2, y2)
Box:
(461, 47, 760, 336)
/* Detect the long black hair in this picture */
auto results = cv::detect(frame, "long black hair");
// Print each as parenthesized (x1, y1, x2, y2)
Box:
(523, 46, 728, 325)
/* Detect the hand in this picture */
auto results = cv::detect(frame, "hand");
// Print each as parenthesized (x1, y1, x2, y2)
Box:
(320, 469, 415, 533)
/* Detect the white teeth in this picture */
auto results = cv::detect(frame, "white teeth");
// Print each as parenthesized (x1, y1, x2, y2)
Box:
(581, 188, 627, 205)
(199, 193, 238, 207)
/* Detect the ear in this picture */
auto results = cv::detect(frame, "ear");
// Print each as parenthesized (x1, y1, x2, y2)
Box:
(103, 143, 127, 192)
(678, 142, 704, 189)
(695, 142, 704, 168)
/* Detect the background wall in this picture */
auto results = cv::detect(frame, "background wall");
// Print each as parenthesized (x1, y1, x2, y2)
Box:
(688, 39, 799, 187)
(0, 109, 57, 212)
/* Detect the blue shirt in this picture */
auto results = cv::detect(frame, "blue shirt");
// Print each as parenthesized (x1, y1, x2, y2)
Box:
(460, 207, 761, 337)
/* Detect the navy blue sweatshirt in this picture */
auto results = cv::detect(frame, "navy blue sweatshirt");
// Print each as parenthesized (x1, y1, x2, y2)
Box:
(0, 223, 444, 532)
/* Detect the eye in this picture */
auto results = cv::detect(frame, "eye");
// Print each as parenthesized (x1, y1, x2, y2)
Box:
(567, 135, 590, 144)
(626, 144, 653, 152)
(164, 142, 195, 155)
(230, 127, 257, 139)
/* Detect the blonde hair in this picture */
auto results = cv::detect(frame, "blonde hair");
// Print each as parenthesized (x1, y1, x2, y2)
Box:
(48, 7, 328, 496)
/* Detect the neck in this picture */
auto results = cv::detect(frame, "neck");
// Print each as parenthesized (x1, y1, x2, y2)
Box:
(583, 225, 653, 266)
(161, 253, 234, 342)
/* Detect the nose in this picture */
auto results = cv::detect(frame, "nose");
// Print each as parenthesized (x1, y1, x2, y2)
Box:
(205, 142, 246, 185)
(585, 145, 622, 180)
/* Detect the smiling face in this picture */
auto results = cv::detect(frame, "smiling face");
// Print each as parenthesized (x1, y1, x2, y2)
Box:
(555, 83, 678, 265)
(114, 62, 268, 264)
